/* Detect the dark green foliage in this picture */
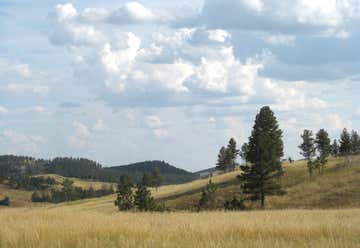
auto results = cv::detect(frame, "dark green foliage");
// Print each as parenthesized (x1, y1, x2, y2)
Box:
(141, 172, 152, 187)
(114, 175, 134, 211)
(134, 183, 156, 211)
(239, 143, 249, 164)
(331, 139, 340, 156)
(339, 128, 351, 156)
(350, 130, 360, 154)
(46, 157, 102, 179)
(198, 179, 218, 211)
(315, 129, 331, 173)
(215, 146, 227, 171)
(103, 160, 195, 185)
(0, 196, 10, 206)
(288, 157, 294, 163)
(226, 138, 239, 171)
(151, 168, 162, 189)
(216, 138, 239, 172)
(224, 196, 246, 211)
(31, 180, 114, 203)
(6, 176, 56, 190)
(240, 106, 285, 209)
(299, 130, 316, 177)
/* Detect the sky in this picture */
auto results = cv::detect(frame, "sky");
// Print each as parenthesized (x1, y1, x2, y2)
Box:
(1, 0, 360, 171)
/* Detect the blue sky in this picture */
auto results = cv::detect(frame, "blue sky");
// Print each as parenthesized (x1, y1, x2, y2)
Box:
(1, 0, 360, 171)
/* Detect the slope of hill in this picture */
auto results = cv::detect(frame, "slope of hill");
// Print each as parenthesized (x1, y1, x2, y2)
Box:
(0, 155, 196, 185)
(104, 161, 196, 185)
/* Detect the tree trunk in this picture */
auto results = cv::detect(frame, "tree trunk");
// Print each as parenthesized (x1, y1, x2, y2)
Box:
(260, 192, 265, 209)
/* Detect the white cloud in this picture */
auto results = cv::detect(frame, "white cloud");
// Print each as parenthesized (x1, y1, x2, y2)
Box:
(68, 121, 91, 148)
(0, 105, 8, 115)
(207, 29, 231, 42)
(109, 2, 158, 25)
(92, 119, 107, 132)
(146, 115, 169, 138)
(316, 113, 352, 130)
(263, 34, 296, 46)
(0, 83, 49, 95)
(0, 59, 31, 78)
(241, 0, 264, 12)
(1, 130, 46, 153)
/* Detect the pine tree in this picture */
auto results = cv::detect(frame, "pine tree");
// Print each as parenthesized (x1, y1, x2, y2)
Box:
(239, 106, 285, 209)
(198, 179, 217, 211)
(141, 172, 152, 187)
(299, 130, 316, 177)
(350, 130, 360, 155)
(315, 129, 331, 173)
(134, 183, 156, 211)
(216, 146, 228, 172)
(331, 139, 339, 156)
(114, 174, 134, 211)
(239, 142, 249, 165)
(226, 138, 239, 171)
(151, 168, 162, 190)
(339, 128, 351, 156)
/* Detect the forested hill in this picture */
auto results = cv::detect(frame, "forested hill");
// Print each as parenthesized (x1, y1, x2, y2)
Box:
(104, 161, 196, 185)
(0, 155, 196, 185)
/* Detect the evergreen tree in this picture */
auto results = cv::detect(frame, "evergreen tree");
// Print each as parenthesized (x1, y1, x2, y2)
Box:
(141, 172, 152, 187)
(226, 138, 239, 171)
(216, 146, 228, 172)
(114, 174, 134, 211)
(134, 183, 156, 211)
(299, 130, 316, 177)
(331, 139, 339, 156)
(315, 129, 331, 173)
(61, 179, 74, 201)
(339, 128, 351, 156)
(239, 106, 285, 209)
(198, 179, 218, 211)
(239, 143, 249, 165)
(151, 168, 162, 190)
(350, 130, 360, 155)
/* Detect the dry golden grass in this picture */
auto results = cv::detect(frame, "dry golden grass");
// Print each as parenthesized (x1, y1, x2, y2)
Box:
(0, 208, 359, 248)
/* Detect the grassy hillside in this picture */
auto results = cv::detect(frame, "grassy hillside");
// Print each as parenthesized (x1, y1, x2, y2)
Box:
(0, 208, 359, 248)
(162, 156, 360, 210)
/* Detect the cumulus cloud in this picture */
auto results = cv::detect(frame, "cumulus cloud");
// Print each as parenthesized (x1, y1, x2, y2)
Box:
(0, 105, 8, 115)
(0, 83, 49, 95)
(108, 2, 158, 25)
(146, 115, 169, 138)
(0, 59, 31, 78)
(0, 130, 46, 153)
(68, 120, 107, 148)
(316, 113, 352, 130)
(263, 34, 296, 46)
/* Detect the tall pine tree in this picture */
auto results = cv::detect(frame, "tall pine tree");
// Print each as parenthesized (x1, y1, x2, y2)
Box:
(331, 139, 339, 156)
(315, 129, 331, 173)
(239, 106, 285, 209)
(226, 138, 239, 171)
(216, 146, 227, 171)
(339, 128, 351, 156)
(299, 130, 316, 177)
(350, 130, 360, 155)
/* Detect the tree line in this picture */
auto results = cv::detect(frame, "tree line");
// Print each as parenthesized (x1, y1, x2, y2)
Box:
(299, 128, 360, 177)
(31, 179, 114, 203)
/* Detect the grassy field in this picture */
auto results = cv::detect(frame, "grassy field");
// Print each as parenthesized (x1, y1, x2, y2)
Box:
(0, 208, 359, 248)
(1, 156, 360, 247)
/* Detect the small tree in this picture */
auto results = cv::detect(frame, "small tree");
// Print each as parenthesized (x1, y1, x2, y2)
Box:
(239, 106, 285, 209)
(299, 130, 316, 177)
(226, 138, 239, 171)
(216, 146, 227, 172)
(350, 130, 360, 155)
(339, 128, 352, 165)
(61, 179, 74, 201)
(315, 129, 331, 173)
(239, 143, 249, 165)
(198, 179, 217, 211)
(331, 139, 339, 157)
(141, 172, 152, 187)
(134, 183, 156, 211)
(151, 168, 162, 190)
(114, 174, 134, 211)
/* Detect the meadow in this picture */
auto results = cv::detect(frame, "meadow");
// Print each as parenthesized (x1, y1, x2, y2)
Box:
(1, 156, 360, 247)
(1, 208, 359, 248)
